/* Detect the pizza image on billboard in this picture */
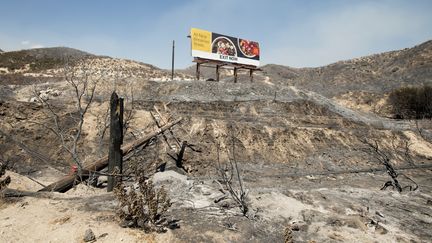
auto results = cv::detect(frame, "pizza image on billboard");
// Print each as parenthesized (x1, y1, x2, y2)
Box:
(191, 28, 260, 67)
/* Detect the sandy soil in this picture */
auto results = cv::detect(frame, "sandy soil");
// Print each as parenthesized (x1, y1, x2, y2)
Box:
(2, 168, 432, 242)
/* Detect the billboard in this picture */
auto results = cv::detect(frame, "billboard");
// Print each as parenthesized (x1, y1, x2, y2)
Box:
(190, 28, 260, 67)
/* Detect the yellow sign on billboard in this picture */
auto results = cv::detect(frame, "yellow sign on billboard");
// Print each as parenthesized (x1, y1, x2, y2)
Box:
(191, 28, 211, 52)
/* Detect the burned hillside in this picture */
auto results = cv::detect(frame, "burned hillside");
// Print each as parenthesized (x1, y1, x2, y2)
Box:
(0, 43, 432, 242)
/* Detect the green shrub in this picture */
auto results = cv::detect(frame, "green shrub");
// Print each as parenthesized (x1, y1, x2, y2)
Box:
(389, 84, 432, 119)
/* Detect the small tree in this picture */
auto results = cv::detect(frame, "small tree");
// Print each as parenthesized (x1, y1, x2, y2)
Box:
(33, 60, 101, 178)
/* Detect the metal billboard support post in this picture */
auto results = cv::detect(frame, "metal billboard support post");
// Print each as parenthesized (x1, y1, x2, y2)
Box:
(234, 67, 238, 83)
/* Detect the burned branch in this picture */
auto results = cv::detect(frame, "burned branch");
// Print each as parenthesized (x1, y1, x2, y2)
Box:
(362, 139, 418, 192)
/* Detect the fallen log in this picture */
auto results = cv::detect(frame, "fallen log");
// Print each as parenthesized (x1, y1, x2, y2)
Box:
(1, 188, 53, 198)
(39, 118, 183, 193)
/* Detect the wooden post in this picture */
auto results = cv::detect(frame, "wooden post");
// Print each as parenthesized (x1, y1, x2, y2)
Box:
(196, 63, 200, 80)
(171, 40, 175, 80)
(234, 67, 238, 83)
(216, 65, 220, 82)
(249, 69, 253, 82)
(107, 92, 123, 192)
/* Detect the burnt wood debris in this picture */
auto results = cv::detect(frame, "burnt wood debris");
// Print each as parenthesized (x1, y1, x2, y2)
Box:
(38, 118, 183, 192)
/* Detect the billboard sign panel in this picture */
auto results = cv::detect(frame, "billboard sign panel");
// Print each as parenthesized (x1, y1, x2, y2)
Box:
(191, 28, 260, 67)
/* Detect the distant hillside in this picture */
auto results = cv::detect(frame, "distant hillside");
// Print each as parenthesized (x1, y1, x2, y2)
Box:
(0, 46, 193, 84)
(0, 47, 94, 72)
(0, 48, 3, 53)
(262, 40, 432, 97)
(18, 47, 92, 59)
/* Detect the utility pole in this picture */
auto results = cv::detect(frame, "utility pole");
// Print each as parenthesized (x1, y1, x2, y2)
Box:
(171, 40, 175, 80)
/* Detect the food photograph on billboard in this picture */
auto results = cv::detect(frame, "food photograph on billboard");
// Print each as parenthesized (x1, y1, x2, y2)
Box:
(191, 28, 260, 67)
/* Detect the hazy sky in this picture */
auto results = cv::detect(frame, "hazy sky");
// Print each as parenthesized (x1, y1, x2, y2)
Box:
(1, 0, 431, 69)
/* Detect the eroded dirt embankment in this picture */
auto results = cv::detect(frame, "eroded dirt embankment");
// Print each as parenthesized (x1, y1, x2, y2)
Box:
(1, 80, 431, 176)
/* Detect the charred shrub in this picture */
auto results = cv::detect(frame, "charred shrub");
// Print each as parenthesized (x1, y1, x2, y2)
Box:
(389, 84, 432, 119)
(114, 177, 172, 233)
(0, 162, 11, 196)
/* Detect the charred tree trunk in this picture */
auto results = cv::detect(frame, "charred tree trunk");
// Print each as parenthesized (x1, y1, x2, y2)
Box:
(107, 92, 123, 192)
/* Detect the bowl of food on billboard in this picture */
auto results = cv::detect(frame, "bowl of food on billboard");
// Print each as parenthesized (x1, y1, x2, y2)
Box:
(211, 37, 237, 56)
(238, 39, 260, 58)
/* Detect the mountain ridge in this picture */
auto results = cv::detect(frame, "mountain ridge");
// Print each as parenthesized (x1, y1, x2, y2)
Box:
(261, 40, 432, 97)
